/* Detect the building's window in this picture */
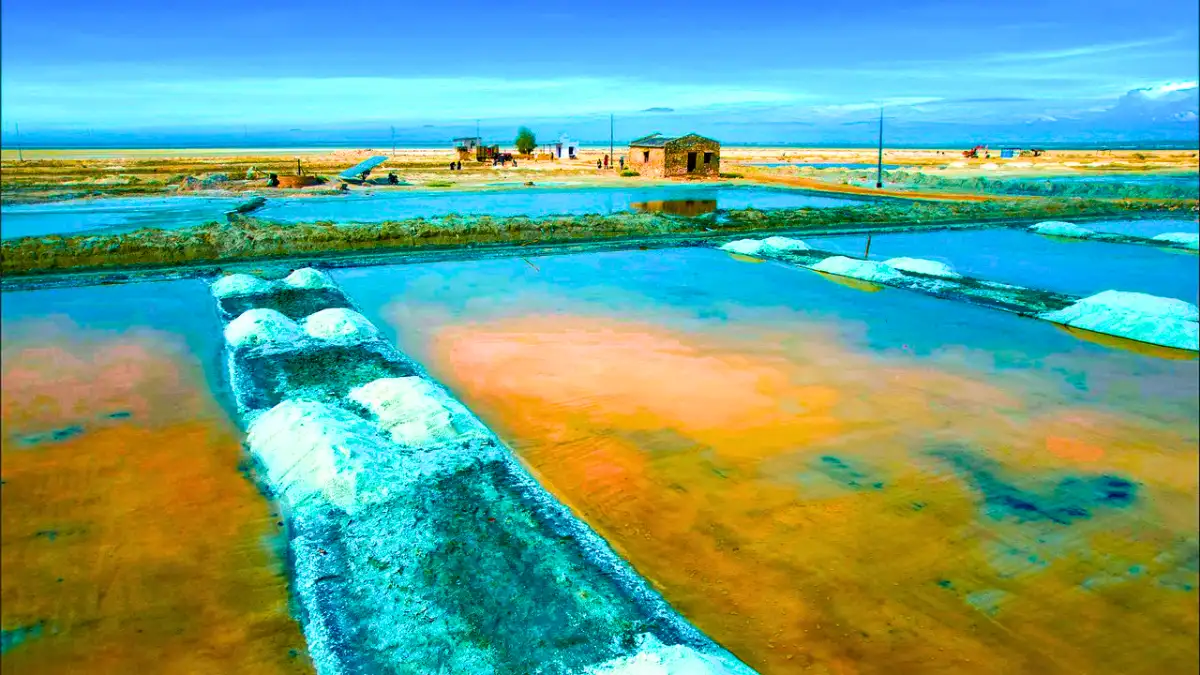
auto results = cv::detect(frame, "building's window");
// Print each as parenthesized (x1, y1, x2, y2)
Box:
(704, 152, 713, 164)
(643, 150, 650, 162)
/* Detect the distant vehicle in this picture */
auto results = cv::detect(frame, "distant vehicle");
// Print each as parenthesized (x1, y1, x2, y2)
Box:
(963, 145, 987, 158)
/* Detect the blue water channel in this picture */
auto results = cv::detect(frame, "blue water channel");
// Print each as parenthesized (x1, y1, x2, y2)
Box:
(0, 185, 863, 239)
(0, 196, 246, 240)
(747, 162, 906, 169)
(805, 223, 1199, 303)
(253, 184, 861, 223)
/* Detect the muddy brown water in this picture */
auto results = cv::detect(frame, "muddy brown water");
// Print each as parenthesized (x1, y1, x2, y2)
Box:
(336, 247, 1199, 675)
(0, 281, 311, 674)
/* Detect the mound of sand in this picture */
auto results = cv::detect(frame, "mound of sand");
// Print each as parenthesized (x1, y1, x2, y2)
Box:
(348, 377, 459, 446)
(1030, 221, 1095, 238)
(1152, 232, 1200, 250)
(884, 257, 961, 278)
(224, 308, 303, 349)
(211, 273, 273, 298)
(303, 308, 379, 344)
(811, 256, 905, 284)
(246, 400, 386, 514)
(1040, 290, 1199, 351)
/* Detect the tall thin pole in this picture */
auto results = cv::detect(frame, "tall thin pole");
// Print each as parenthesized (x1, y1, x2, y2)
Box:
(15, 122, 23, 162)
(875, 107, 884, 189)
(610, 113, 614, 170)
(391, 125, 396, 157)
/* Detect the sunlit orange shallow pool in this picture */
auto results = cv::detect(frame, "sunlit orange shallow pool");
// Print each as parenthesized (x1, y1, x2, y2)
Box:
(336, 248, 1200, 675)
(1, 283, 311, 674)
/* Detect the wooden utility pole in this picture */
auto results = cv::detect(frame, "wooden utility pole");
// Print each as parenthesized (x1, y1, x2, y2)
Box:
(875, 107, 884, 189)
(610, 114, 615, 170)
(391, 125, 396, 157)
(15, 122, 23, 162)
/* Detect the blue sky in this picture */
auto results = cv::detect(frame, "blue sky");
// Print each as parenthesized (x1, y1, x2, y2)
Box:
(2, 0, 1197, 145)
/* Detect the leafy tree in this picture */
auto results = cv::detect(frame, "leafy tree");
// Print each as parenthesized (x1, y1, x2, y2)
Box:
(515, 127, 537, 155)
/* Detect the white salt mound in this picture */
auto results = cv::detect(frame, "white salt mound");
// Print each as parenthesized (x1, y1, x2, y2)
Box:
(1040, 290, 1199, 351)
(761, 236, 810, 252)
(884, 257, 960, 278)
(1151, 232, 1200, 250)
(1030, 221, 1094, 238)
(283, 267, 337, 290)
(349, 377, 459, 446)
(720, 239, 765, 256)
(303, 308, 379, 343)
(246, 400, 387, 514)
(224, 308, 303, 349)
(585, 634, 754, 675)
(211, 273, 273, 298)
(811, 256, 904, 284)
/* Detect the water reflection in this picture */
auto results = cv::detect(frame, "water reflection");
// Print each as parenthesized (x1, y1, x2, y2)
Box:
(631, 199, 718, 217)
(1, 293, 310, 673)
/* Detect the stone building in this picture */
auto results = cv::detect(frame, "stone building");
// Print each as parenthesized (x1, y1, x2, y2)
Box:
(627, 133, 720, 178)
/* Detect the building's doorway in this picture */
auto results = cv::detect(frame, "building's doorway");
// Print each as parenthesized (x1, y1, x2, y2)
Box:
(687, 152, 697, 172)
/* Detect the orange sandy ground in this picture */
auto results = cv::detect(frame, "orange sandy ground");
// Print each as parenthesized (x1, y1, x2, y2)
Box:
(417, 313, 1198, 675)
(0, 318, 311, 675)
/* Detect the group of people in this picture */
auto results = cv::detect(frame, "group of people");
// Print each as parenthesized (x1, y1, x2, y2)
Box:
(595, 155, 625, 170)
(449, 160, 463, 171)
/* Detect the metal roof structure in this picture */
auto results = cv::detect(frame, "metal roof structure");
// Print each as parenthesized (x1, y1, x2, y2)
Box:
(338, 155, 389, 181)
(629, 133, 670, 148)
(629, 132, 718, 148)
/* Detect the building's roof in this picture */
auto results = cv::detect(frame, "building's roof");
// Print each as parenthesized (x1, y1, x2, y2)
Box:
(629, 133, 670, 148)
(452, 136, 481, 142)
(629, 132, 718, 148)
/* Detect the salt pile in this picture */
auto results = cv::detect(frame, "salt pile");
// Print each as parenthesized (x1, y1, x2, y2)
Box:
(284, 267, 337, 290)
(211, 273, 273, 298)
(224, 308, 303, 349)
(349, 377, 460, 446)
(811, 256, 904, 284)
(1030, 221, 1095, 238)
(720, 237, 810, 257)
(303, 308, 379, 343)
(719, 239, 765, 256)
(585, 634, 754, 675)
(761, 236, 810, 252)
(1040, 290, 1199, 351)
(884, 257, 960, 278)
(1151, 232, 1200, 250)
(246, 400, 388, 514)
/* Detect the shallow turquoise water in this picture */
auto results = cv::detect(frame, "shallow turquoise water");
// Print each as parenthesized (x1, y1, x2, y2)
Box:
(331, 246, 1198, 673)
(254, 184, 861, 223)
(805, 226, 1199, 304)
(0, 196, 244, 240)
